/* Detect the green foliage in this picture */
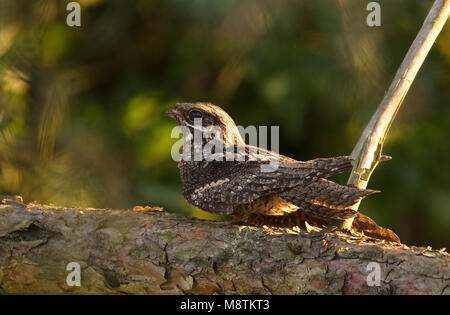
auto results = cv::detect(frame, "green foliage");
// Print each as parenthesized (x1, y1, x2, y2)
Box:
(0, 0, 449, 247)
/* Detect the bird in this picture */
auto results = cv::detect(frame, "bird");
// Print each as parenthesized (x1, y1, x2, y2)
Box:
(165, 102, 400, 243)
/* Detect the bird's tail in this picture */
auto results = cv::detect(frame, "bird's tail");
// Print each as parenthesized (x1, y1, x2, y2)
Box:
(307, 155, 391, 179)
(351, 212, 400, 243)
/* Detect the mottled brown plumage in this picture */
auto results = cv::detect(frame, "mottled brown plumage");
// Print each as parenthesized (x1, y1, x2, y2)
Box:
(166, 102, 400, 243)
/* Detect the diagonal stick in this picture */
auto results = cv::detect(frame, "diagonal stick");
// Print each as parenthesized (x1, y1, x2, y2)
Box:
(344, 0, 450, 230)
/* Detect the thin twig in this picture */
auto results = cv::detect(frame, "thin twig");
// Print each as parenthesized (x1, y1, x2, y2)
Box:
(344, 0, 450, 229)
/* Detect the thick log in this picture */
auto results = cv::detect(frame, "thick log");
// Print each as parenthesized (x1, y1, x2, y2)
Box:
(0, 199, 448, 294)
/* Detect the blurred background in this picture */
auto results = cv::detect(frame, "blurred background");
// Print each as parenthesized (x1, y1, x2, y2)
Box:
(0, 0, 449, 248)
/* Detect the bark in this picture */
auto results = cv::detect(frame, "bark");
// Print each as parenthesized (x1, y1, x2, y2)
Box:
(0, 199, 448, 295)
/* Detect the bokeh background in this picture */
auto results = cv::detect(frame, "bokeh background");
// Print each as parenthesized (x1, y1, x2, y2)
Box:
(0, 0, 449, 248)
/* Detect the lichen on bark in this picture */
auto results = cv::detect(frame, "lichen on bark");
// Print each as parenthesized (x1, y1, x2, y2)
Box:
(0, 199, 449, 294)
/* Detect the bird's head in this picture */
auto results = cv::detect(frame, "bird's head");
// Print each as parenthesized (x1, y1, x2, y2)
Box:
(165, 102, 244, 147)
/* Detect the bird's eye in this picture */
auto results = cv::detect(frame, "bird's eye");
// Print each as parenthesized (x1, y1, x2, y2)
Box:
(188, 110, 203, 121)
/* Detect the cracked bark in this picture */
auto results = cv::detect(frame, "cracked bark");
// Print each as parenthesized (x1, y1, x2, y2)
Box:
(0, 199, 449, 294)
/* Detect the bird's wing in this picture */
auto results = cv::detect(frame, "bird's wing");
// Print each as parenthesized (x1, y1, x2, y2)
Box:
(279, 178, 378, 210)
(183, 155, 355, 214)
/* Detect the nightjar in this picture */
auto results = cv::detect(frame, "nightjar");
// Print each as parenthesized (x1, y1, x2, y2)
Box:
(166, 102, 399, 243)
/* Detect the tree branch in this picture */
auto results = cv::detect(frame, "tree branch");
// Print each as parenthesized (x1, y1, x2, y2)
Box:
(0, 200, 448, 294)
(344, 0, 450, 228)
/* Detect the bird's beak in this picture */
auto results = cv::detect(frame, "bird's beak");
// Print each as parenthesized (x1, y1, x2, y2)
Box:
(164, 108, 177, 119)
